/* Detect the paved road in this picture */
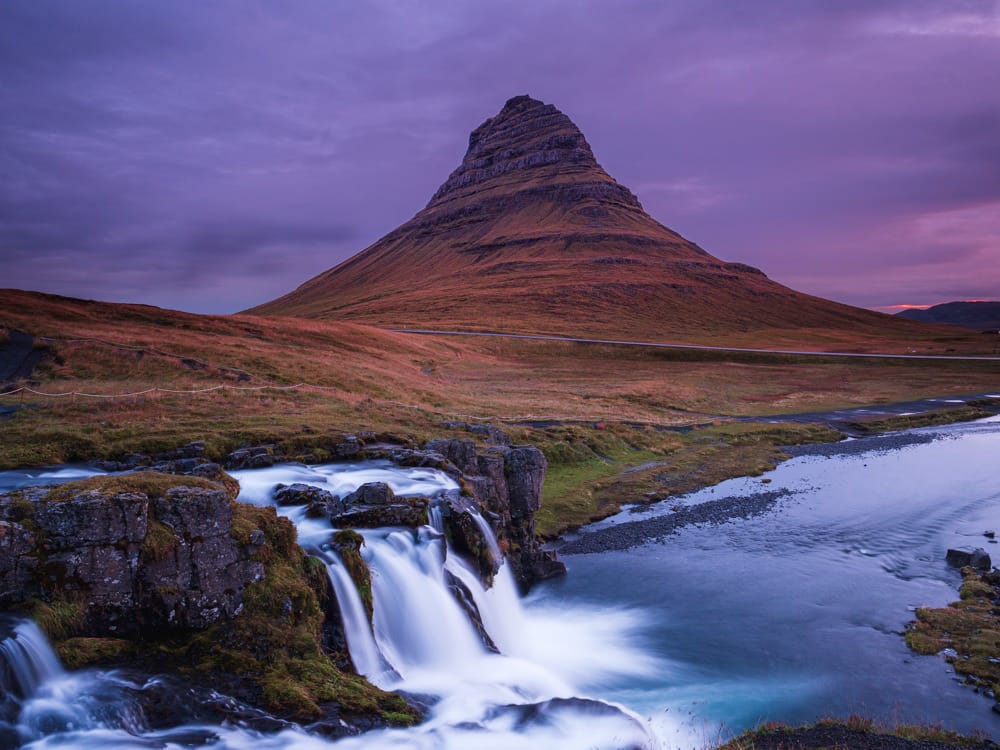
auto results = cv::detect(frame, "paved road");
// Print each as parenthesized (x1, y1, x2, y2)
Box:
(388, 328, 1000, 362)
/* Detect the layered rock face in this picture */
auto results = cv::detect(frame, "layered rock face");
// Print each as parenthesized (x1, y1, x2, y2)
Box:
(250, 95, 916, 342)
(0, 480, 264, 635)
(421, 436, 564, 590)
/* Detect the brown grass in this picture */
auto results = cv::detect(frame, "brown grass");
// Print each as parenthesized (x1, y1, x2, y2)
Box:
(1, 289, 997, 535)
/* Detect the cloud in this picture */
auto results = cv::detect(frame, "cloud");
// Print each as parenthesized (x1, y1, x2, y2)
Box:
(0, 0, 997, 313)
(866, 1, 1000, 38)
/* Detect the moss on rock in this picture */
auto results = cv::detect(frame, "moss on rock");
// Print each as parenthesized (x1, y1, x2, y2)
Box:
(906, 567, 1000, 702)
(333, 529, 373, 622)
(44, 472, 222, 503)
(180, 504, 414, 724)
(57, 637, 134, 669)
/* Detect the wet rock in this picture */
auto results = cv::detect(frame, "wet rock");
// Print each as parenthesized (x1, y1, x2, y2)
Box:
(332, 498, 429, 529)
(444, 569, 498, 653)
(947, 547, 992, 571)
(274, 483, 337, 508)
(442, 498, 500, 585)
(501, 446, 546, 519)
(346, 436, 564, 589)
(331, 530, 371, 627)
(344, 482, 395, 506)
(224, 445, 280, 470)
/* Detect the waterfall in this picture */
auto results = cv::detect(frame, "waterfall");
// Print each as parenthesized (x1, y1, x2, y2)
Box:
(0, 461, 664, 749)
(0, 619, 150, 746)
(0, 621, 64, 699)
(321, 513, 660, 748)
(469, 512, 503, 562)
(361, 528, 491, 681)
(320, 551, 386, 681)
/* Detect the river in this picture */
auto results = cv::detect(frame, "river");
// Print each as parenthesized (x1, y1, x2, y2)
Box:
(2, 415, 1000, 748)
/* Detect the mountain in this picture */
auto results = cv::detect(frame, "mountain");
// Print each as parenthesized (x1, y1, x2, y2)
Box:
(250, 95, 936, 344)
(896, 301, 1000, 332)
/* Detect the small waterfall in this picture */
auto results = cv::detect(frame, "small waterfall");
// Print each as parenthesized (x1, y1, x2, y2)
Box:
(0, 620, 64, 699)
(321, 552, 386, 681)
(0, 619, 157, 746)
(362, 528, 490, 679)
(469, 512, 503, 563)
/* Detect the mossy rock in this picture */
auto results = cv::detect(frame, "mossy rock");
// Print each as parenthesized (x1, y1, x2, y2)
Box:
(906, 568, 1000, 699)
(44, 472, 223, 503)
(57, 637, 134, 669)
(333, 530, 373, 622)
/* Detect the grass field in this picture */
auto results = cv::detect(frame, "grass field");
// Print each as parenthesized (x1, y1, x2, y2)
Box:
(3, 289, 998, 534)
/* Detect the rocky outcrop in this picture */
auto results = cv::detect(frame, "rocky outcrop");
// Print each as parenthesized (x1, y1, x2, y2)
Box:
(425, 95, 642, 215)
(274, 483, 343, 516)
(94, 435, 372, 474)
(0, 477, 265, 636)
(274, 481, 430, 529)
(420, 436, 565, 591)
(0, 519, 35, 607)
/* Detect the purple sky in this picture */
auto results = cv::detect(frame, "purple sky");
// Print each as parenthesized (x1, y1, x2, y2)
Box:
(1, 1, 998, 315)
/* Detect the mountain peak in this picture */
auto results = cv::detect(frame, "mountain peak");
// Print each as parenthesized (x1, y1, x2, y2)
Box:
(427, 95, 613, 208)
(250, 95, 909, 344)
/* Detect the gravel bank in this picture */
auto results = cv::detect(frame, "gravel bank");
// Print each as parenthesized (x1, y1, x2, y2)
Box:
(557, 489, 794, 554)
(783, 431, 940, 458)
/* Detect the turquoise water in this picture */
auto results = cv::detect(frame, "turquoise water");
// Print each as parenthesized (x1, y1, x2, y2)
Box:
(543, 415, 1000, 744)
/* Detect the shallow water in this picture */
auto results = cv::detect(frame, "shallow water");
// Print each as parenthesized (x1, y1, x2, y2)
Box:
(548, 415, 1000, 744)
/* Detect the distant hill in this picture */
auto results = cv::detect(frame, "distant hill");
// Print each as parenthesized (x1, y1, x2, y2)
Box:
(896, 301, 1000, 332)
(249, 95, 936, 346)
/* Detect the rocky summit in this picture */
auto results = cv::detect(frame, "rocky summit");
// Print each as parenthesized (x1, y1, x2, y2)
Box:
(250, 95, 925, 342)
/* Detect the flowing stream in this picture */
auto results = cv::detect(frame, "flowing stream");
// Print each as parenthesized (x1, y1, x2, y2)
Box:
(2, 416, 1000, 747)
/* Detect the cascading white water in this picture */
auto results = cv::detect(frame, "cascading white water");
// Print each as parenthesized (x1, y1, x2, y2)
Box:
(323, 514, 660, 749)
(0, 620, 151, 747)
(0, 621, 64, 699)
(319, 552, 385, 680)
(0, 460, 668, 749)
(233, 461, 661, 746)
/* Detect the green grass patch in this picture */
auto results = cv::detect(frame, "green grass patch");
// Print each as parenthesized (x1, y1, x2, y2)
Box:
(906, 568, 1000, 700)
(719, 715, 990, 749)
(530, 421, 842, 537)
(849, 406, 993, 435)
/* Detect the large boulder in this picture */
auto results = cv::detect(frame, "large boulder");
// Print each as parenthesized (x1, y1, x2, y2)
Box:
(139, 486, 264, 630)
(947, 547, 992, 571)
(330, 482, 429, 528)
(344, 482, 395, 506)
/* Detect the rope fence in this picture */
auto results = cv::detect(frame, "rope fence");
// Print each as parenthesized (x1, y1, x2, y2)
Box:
(0, 333, 696, 424)
(0, 383, 312, 398)
(0, 382, 699, 428)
